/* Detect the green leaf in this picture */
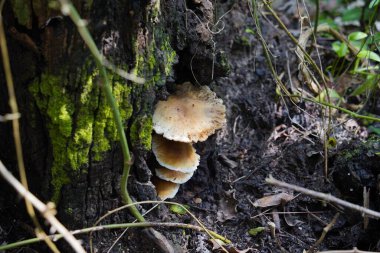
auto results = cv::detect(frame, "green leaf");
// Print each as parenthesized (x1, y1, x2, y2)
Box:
(369, 0, 380, 8)
(248, 227, 265, 236)
(318, 16, 338, 30)
(316, 88, 343, 104)
(245, 28, 255, 35)
(332, 41, 348, 57)
(368, 126, 380, 135)
(342, 7, 362, 22)
(348, 31, 367, 41)
(327, 137, 337, 148)
(374, 32, 380, 42)
(169, 204, 189, 215)
(357, 50, 380, 62)
(351, 75, 377, 96)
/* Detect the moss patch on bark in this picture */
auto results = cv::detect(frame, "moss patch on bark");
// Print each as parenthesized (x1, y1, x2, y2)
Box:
(29, 67, 133, 202)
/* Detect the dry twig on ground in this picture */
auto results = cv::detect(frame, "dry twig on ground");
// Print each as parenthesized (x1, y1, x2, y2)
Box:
(266, 176, 380, 219)
(319, 248, 380, 253)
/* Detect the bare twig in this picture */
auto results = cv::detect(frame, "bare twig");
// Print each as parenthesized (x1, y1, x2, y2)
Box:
(105, 203, 159, 253)
(266, 176, 380, 219)
(249, 0, 296, 104)
(319, 248, 379, 253)
(89, 200, 231, 246)
(307, 213, 340, 253)
(0, 113, 20, 122)
(289, 95, 380, 123)
(0, 2, 59, 251)
(363, 187, 370, 229)
(0, 161, 86, 253)
(0, 220, 230, 251)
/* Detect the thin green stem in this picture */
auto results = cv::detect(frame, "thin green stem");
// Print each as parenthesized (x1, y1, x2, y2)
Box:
(290, 95, 380, 122)
(58, 0, 144, 222)
(89, 200, 230, 247)
(313, 0, 319, 34)
(0, 221, 230, 251)
(262, 0, 329, 83)
(249, 0, 293, 100)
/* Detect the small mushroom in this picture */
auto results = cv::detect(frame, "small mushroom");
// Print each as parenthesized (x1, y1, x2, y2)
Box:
(152, 177, 180, 200)
(153, 82, 226, 143)
(155, 167, 194, 184)
(152, 134, 199, 173)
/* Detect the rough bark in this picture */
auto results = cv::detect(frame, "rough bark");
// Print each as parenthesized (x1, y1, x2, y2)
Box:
(0, 0, 228, 251)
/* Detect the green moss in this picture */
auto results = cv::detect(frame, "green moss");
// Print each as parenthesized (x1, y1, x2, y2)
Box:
(29, 74, 74, 202)
(342, 137, 380, 160)
(11, 0, 32, 28)
(135, 28, 177, 88)
(67, 70, 97, 170)
(92, 73, 133, 161)
(29, 68, 134, 202)
(130, 115, 153, 150)
(65, 207, 74, 215)
(131, 21, 177, 151)
(160, 39, 177, 76)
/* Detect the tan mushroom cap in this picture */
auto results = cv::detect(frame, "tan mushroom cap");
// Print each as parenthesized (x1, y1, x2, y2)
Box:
(152, 134, 200, 173)
(153, 82, 226, 143)
(152, 177, 180, 200)
(155, 167, 194, 184)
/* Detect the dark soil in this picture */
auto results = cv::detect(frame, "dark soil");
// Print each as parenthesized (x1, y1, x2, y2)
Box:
(141, 1, 380, 253)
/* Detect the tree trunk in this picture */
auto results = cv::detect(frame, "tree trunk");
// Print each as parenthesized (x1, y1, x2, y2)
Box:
(0, 0, 227, 251)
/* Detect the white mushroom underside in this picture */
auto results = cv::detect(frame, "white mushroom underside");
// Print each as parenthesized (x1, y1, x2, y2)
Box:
(155, 167, 194, 184)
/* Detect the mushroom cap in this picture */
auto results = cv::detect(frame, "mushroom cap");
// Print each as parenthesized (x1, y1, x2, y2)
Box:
(152, 177, 180, 200)
(153, 82, 226, 143)
(152, 134, 200, 173)
(155, 167, 194, 184)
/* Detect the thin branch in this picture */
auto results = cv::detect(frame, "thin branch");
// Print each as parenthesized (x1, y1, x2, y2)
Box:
(313, 0, 319, 35)
(0, 2, 59, 251)
(0, 161, 86, 253)
(249, 0, 295, 102)
(291, 95, 380, 122)
(0, 112, 20, 122)
(266, 176, 380, 219)
(0, 220, 230, 251)
(319, 248, 379, 253)
(89, 200, 231, 246)
(262, 0, 329, 83)
(105, 203, 159, 253)
(307, 213, 340, 253)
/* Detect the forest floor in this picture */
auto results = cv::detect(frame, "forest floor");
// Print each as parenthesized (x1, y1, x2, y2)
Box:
(149, 1, 380, 253)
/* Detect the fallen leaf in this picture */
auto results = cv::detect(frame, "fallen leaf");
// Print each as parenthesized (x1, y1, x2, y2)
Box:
(252, 193, 294, 208)
(169, 204, 189, 215)
(217, 190, 238, 222)
(209, 239, 227, 250)
(248, 227, 265, 236)
(218, 154, 238, 169)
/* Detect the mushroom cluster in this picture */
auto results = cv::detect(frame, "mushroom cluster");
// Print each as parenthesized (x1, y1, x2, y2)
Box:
(151, 82, 226, 200)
